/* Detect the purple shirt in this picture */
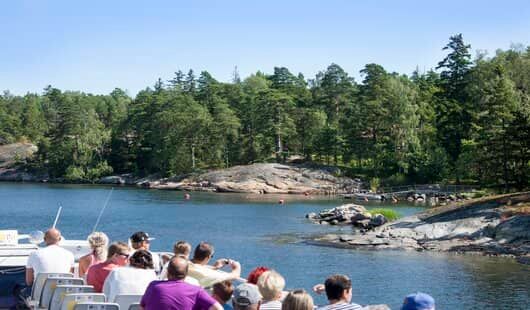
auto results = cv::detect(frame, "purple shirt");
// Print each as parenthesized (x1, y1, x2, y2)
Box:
(141, 280, 217, 310)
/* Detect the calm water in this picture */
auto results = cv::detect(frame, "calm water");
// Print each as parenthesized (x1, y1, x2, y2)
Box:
(0, 183, 529, 309)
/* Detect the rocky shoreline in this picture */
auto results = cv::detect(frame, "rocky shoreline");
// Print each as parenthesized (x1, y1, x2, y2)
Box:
(0, 143, 361, 194)
(307, 193, 530, 263)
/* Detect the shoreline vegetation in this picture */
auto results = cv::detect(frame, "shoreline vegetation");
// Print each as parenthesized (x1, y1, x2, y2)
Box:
(0, 35, 528, 192)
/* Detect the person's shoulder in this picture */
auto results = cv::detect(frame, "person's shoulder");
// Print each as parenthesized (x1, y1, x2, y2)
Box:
(317, 303, 363, 310)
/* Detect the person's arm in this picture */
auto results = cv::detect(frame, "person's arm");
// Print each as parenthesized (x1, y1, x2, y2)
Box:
(313, 283, 325, 294)
(208, 303, 223, 310)
(228, 260, 241, 278)
(25, 267, 34, 286)
(78, 255, 89, 277)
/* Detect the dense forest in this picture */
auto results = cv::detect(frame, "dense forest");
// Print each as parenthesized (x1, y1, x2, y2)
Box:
(1, 35, 529, 189)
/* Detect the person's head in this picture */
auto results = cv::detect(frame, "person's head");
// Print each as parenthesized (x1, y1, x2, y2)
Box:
(247, 266, 270, 285)
(87, 231, 109, 261)
(232, 283, 261, 310)
(192, 241, 214, 264)
(129, 249, 154, 269)
(281, 289, 314, 310)
(44, 228, 62, 246)
(167, 255, 189, 280)
(401, 292, 435, 310)
(212, 280, 234, 304)
(130, 231, 152, 250)
(324, 274, 352, 303)
(257, 270, 285, 301)
(107, 242, 130, 266)
(173, 241, 192, 259)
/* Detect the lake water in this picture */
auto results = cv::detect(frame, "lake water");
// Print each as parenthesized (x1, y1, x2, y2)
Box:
(0, 183, 529, 309)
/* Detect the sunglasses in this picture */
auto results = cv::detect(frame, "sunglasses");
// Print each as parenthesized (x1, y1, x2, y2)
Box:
(119, 253, 130, 258)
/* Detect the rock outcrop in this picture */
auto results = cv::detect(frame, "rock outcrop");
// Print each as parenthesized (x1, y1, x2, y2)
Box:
(124, 163, 361, 194)
(0, 143, 43, 181)
(310, 192, 530, 259)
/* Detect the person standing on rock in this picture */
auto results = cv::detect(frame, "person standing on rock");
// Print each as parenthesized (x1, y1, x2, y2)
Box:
(313, 274, 362, 310)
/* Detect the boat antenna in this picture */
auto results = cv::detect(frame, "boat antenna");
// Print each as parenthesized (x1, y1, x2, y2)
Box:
(92, 187, 114, 233)
(52, 204, 62, 228)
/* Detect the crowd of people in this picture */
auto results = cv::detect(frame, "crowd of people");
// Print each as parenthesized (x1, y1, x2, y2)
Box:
(24, 228, 436, 310)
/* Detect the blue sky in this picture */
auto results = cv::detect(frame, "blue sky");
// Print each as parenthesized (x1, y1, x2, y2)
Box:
(1, 0, 529, 97)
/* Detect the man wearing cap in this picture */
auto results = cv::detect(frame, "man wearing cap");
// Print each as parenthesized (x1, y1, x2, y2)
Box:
(141, 256, 223, 310)
(401, 292, 435, 310)
(130, 231, 161, 273)
(232, 283, 261, 310)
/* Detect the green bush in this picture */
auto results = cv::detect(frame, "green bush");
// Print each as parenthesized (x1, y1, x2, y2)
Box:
(368, 208, 401, 221)
(64, 165, 86, 181)
(370, 177, 380, 192)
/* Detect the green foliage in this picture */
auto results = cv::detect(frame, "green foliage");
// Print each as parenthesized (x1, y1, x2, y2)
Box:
(370, 177, 380, 192)
(367, 208, 401, 221)
(1, 38, 529, 190)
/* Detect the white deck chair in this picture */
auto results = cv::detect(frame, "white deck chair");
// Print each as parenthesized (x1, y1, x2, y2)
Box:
(49, 285, 94, 310)
(31, 273, 74, 305)
(39, 277, 84, 309)
(73, 302, 120, 310)
(60, 293, 105, 310)
(113, 294, 142, 310)
(128, 303, 141, 310)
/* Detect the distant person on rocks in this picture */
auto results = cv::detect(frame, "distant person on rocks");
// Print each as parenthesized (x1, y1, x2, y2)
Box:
(86, 242, 130, 293)
(257, 270, 285, 310)
(78, 231, 109, 278)
(246, 266, 270, 285)
(232, 283, 261, 310)
(130, 231, 161, 273)
(400, 292, 435, 310)
(212, 280, 234, 310)
(281, 289, 314, 310)
(25, 228, 74, 285)
(141, 255, 223, 310)
(189, 242, 241, 287)
(103, 249, 158, 302)
(314, 274, 362, 310)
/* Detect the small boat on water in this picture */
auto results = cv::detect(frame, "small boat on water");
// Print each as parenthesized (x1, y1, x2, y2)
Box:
(0, 230, 89, 308)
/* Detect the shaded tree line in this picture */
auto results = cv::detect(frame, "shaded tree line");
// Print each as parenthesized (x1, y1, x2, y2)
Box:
(1, 35, 529, 189)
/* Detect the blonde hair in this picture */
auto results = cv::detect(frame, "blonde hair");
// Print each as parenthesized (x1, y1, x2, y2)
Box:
(87, 232, 109, 261)
(173, 241, 192, 257)
(281, 290, 314, 310)
(257, 270, 285, 301)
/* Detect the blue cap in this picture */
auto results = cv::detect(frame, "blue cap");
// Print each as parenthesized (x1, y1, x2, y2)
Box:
(401, 292, 435, 310)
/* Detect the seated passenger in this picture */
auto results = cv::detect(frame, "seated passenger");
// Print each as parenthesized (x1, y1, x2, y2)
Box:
(130, 231, 161, 273)
(257, 270, 285, 310)
(141, 256, 223, 310)
(86, 242, 130, 293)
(246, 266, 270, 285)
(78, 231, 109, 278)
(315, 274, 362, 310)
(25, 228, 74, 285)
(159, 241, 198, 285)
(232, 283, 261, 310)
(212, 280, 234, 310)
(103, 249, 157, 302)
(401, 292, 435, 310)
(188, 242, 241, 287)
(281, 289, 314, 310)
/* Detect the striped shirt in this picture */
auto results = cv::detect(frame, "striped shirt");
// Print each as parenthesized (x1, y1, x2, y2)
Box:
(260, 300, 282, 310)
(317, 302, 363, 310)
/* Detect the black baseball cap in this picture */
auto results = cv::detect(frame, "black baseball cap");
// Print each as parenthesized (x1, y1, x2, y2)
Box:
(130, 231, 154, 243)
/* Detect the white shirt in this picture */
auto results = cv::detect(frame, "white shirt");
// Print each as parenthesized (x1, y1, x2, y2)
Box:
(103, 266, 157, 302)
(26, 244, 75, 277)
